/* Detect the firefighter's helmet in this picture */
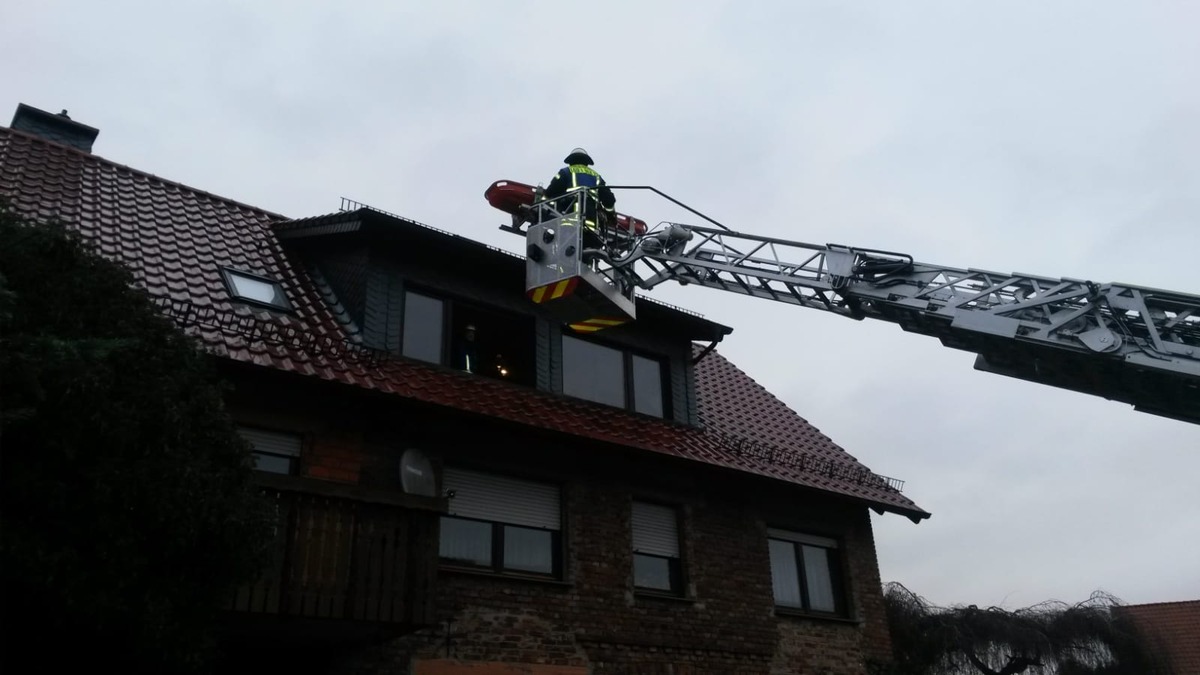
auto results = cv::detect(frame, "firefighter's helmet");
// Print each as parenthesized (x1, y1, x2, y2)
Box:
(564, 148, 594, 165)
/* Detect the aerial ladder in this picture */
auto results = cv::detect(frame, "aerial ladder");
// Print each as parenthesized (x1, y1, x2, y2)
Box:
(484, 180, 1200, 425)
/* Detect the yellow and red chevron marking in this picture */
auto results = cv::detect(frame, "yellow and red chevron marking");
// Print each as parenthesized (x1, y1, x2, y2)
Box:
(528, 277, 579, 304)
(568, 316, 629, 333)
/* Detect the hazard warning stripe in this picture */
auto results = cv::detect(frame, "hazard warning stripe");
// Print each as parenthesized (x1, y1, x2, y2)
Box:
(568, 317, 629, 333)
(528, 278, 578, 304)
(550, 278, 576, 299)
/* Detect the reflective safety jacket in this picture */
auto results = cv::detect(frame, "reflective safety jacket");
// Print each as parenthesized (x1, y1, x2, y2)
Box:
(544, 164, 617, 226)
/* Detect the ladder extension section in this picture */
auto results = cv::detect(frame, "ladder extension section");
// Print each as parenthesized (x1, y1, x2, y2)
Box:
(617, 222, 1200, 423)
(625, 223, 1199, 364)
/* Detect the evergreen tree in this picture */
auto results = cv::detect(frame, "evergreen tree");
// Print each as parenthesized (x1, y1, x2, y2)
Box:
(0, 204, 270, 673)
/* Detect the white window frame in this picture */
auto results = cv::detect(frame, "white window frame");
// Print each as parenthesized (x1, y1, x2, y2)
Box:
(221, 268, 292, 311)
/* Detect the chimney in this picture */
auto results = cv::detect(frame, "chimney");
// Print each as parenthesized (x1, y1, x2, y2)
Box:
(10, 103, 99, 153)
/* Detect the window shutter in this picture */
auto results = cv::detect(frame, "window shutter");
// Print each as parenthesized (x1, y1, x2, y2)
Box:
(238, 427, 302, 456)
(632, 502, 679, 557)
(767, 528, 837, 549)
(444, 467, 560, 530)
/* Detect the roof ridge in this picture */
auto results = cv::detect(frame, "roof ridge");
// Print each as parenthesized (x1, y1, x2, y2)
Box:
(1, 125, 290, 221)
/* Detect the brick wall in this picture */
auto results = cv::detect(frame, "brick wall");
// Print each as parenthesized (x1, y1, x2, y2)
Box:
(225, 381, 898, 675)
(770, 510, 891, 673)
(333, 477, 892, 675)
(226, 377, 366, 485)
(304, 428, 364, 484)
(847, 512, 893, 664)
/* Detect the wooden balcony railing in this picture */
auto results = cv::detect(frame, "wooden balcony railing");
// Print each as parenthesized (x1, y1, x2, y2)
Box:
(229, 473, 443, 630)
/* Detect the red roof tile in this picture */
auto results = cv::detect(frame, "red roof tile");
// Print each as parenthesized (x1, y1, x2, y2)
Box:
(1117, 600, 1200, 674)
(0, 126, 929, 521)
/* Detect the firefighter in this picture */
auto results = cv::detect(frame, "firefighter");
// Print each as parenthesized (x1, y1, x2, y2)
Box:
(453, 323, 478, 373)
(543, 148, 617, 239)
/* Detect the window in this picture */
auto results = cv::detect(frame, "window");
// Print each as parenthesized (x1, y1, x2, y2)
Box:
(632, 501, 682, 594)
(767, 529, 845, 615)
(221, 268, 292, 311)
(238, 426, 301, 474)
(561, 335, 667, 417)
(439, 467, 561, 577)
(401, 289, 536, 385)
(562, 335, 624, 406)
(402, 290, 444, 364)
(630, 354, 664, 417)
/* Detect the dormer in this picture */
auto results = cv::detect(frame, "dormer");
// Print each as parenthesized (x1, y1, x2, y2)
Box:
(275, 207, 730, 425)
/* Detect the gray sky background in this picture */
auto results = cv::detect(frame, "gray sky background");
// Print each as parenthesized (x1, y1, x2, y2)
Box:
(4, 0, 1197, 609)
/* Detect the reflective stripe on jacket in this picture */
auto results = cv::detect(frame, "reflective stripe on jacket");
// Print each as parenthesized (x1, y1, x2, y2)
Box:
(545, 164, 616, 226)
(567, 164, 602, 192)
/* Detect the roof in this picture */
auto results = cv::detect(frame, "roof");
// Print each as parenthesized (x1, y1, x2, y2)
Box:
(0, 124, 929, 521)
(1116, 600, 1200, 674)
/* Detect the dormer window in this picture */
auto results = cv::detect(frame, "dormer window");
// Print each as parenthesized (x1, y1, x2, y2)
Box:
(221, 268, 292, 311)
(562, 334, 667, 417)
(399, 288, 536, 386)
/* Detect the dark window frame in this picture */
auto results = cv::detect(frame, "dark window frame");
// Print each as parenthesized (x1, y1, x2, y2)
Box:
(561, 333, 670, 418)
(237, 425, 302, 475)
(631, 500, 685, 596)
(439, 514, 564, 579)
(401, 286, 536, 385)
(251, 450, 298, 475)
(628, 352, 667, 418)
(401, 288, 446, 364)
(633, 552, 684, 595)
(767, 530, 848, 617)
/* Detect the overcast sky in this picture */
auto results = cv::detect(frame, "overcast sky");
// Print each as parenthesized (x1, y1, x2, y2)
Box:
(4, 0, 1197, 609)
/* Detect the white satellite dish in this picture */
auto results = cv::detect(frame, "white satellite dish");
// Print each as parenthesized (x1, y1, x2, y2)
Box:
(399, 448, 437, 497)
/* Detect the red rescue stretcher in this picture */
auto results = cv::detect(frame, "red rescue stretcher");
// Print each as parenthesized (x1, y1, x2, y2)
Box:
(485, 180, 647, 236)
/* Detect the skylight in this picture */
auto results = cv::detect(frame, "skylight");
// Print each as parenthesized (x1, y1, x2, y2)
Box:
(221, 268, 292, 310)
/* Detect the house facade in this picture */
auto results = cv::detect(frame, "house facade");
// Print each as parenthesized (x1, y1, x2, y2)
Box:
(0, 104, 929, 675)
